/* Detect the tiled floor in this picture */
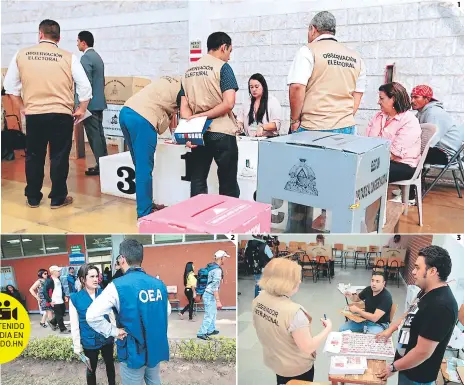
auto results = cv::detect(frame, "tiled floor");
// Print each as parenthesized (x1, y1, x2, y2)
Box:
(237, 266, 407, 385)
(2, 146, 464, 233)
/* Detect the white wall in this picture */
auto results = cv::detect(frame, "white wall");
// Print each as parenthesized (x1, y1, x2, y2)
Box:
(432, 234, 464, 306)
(239, 233, 413, 247)
(2, 0, 462, 128)
(1, 1, 190, 78)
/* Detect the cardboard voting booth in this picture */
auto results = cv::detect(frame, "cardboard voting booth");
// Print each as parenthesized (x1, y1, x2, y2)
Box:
(100, 138, 260, 205)
(257, 131, 390, 233)
(103, 105, 124, 137)
(138, 194, 271, 233)
(381, 247, 406, 263)
(174, 117, 212, 146)
(104, 76, 151, 105)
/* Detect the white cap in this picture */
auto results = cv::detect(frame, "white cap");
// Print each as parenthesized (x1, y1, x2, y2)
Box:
(49, 265, 61, 272)
(214, 250, 230, 259)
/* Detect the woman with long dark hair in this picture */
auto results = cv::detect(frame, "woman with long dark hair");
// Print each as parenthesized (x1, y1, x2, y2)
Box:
(179, 261, 197, 321)
(237, 73, 282, 137)
(69, 264, 116, 385)
(29, 269, 53, 328)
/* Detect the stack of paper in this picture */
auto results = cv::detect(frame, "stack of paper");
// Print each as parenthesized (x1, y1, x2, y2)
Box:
(329, 356, 368, 375)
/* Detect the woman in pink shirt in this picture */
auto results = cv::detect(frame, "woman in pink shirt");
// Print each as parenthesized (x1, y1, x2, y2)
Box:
(366, 82, 421, 202)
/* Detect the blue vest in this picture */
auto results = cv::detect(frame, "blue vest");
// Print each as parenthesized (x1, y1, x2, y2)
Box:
(113, 267, 169, 369)
(70, 289, 114, 350)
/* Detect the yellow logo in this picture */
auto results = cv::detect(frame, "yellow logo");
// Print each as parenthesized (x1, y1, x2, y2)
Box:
(0, 293, 31, 364)
(349, 202, 360, 210)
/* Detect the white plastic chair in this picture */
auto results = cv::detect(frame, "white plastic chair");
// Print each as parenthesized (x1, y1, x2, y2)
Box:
(391, 123, 437, 226)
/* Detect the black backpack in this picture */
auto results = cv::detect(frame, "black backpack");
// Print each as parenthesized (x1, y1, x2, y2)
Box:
(245, 240, 268, 275)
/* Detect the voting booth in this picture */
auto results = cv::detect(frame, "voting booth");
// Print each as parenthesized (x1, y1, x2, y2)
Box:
(138, 194, 271, 233)
(100, 138, 260, 206)
(257, 131, 391, 233)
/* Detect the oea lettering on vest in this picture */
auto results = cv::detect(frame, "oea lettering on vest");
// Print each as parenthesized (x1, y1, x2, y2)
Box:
(138, 289, 163, 303)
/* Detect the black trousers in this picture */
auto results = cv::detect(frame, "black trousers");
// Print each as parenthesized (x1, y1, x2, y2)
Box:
(83, 110, 107, 166)
(389, 161, 417, 199)
(190, 132, 240, 198)
(50, 303, 66, 331)
(276, 366, 314, 384)
(83, 343, 116, 385)
(425, 147, 448, 165)
(181, 288, 195, 320)
(25, 113, 74, 204)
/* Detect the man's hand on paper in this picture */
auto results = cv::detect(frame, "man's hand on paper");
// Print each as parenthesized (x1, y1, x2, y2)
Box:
(185, 141, 198, 149)
(72, 106, 86, 122)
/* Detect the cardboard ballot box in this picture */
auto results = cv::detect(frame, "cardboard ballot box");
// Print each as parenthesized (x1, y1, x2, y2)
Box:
(103, 104, 124, 137)
(381, 247, 406, 262)
(104, 76, 151, 105)
(257, 131, 390, 233)
(174, 118, 212, 146)
(138, 194, 271, 234)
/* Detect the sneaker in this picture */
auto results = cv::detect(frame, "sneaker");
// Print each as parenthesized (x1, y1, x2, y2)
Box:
(207, 330, 220, 336)
(179, 312, 184, 320)
(51, 196, 73, 209)
(389, 195, 416, 206)
(85, 166, 100, 176)
(26, 198, 41, 208)
(60, 329, 71, 334)
(47, 321, 58, 331)
(188, 318, 196, 322)
(40, 322, 48, 328)
(197, 334, 210, 340)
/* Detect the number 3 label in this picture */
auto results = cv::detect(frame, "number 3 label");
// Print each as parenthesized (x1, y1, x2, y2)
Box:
(117, 166, 136, 194)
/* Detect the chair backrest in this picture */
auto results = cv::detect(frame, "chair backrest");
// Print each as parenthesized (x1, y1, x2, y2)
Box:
(309, 242, 318, 246)
(297, 242, 307, 250)
(390, 303, 398, 323)
(357, 246, 367, 252)
(374, 256, 388, 267)
(412, 123, 438, 180)
(300, 254, 312, 264)
(278, 242, 287, 252)
(334, 243, 344, 251)
(369, 246, 380, 252)
(288, 241, 299, 252)
(316, 255, 329, 264)
(388, 256, 403, 267)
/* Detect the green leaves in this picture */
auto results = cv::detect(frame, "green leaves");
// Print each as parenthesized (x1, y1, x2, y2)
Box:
(21, 336, 236, 363)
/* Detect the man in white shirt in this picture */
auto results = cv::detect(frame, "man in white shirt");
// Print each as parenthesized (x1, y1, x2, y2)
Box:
(4, 19, 92, 209)
(287, 11, 366, 135)
(43, 265, 70, 333)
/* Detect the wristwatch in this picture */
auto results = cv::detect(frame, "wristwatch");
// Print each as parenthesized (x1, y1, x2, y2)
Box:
(390, 362, 398, 373)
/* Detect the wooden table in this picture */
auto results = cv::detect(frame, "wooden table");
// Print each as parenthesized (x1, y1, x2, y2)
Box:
(329, 359, 387, 385)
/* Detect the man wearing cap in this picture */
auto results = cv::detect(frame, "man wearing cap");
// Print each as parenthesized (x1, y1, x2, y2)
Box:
(43, 265, 71, 333)
(3, 19, 92, 209)
(197, 250, 230, 340)
(288, 11, 366, 134)
(86, 239, 171, 384)
(411, 85, 463, 165)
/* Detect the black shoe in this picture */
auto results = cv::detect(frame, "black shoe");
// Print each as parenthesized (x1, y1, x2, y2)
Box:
(207, 330, 220, 336)
(85, 166, 100, 176)
(26, 198, 41, 208)
(197, 334, 210, 340)
(40, 322, 48, 328)
(60, 329, 71, 334)
(51, 196, 73, 209)
(47, 321, 58, 331)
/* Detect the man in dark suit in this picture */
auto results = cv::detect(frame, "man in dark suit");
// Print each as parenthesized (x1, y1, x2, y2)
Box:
(77, 31, 108, 176)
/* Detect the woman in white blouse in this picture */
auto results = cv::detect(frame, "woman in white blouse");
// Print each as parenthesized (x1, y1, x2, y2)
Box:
(237, 73, 282, 137)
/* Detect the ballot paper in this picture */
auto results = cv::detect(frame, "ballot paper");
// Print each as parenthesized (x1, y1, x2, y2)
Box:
(324, 332, 395, 359)
(448, 325, 464, 349)
(329, 356, 368, 375)
(446, 357, 464, 382)
(74, 109, 92, 125)
(79, 352, 92, 371)
(174, 116, 211, 145)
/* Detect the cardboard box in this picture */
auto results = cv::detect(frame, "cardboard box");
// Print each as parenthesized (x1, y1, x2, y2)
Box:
(381, 247, 406, 262)
(257, 131, 390, 233)
(138, 194, 271, 234)
(103, 104, 124, 137)
(104, 76, 151, 105)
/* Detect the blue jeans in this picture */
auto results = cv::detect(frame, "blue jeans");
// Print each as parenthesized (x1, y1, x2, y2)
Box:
(398, 372, 435, 385)
(339, 320, 389, 334)
(198, 292, 217, 336)
(120, 362, 160, 385)
(119, 106, 158, 218)
(295, 125, 356, 134)
(254, 274, 262, 298)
